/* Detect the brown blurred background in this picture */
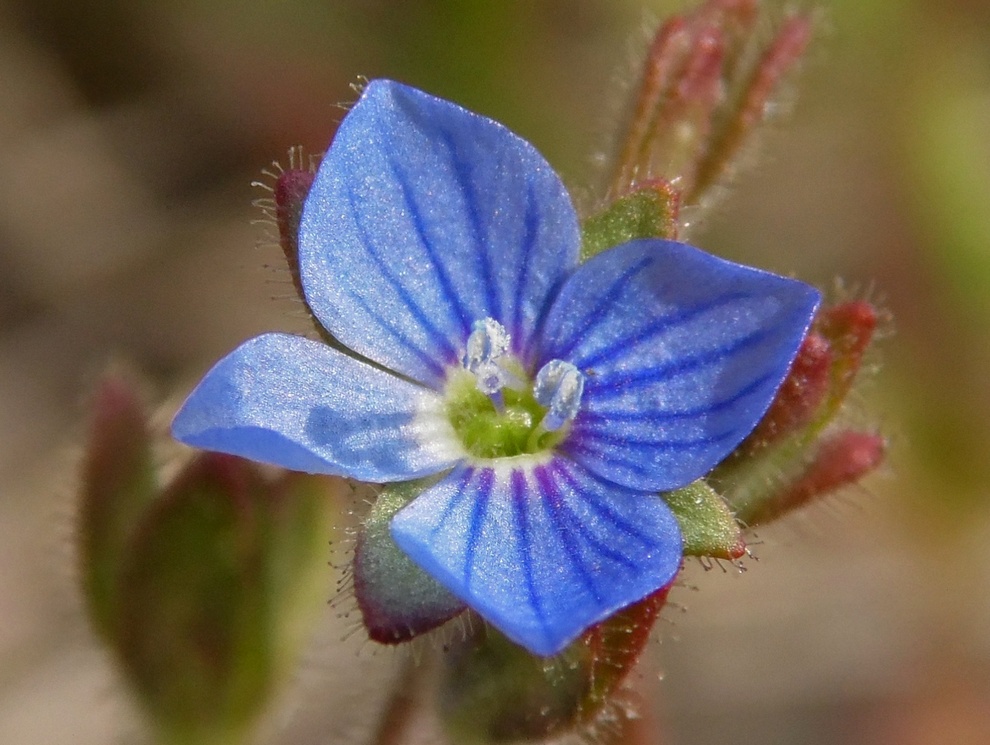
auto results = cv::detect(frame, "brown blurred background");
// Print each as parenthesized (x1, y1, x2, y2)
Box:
(2, 0, 990, 743)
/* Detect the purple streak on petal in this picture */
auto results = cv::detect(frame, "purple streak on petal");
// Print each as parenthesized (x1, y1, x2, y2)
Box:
(534, 465, 639, 572)
(349, 290, 448, 381)
(390, 457, 682, 656)
(578, 372, 773, 426)
(575, 290, 755, 370)
(511, 180, 540, 351)
(435, 127, 502, 323)
(532, 466, 605, 602)
(463, 467, 493, 588)
(539, 255, 652, 363)
(539, 239, 820, 491)
(299, 80, 580, 387)
(381, 144, 472, 335)
(510, 468, 548, 631)
(341, 182, 459, 380)
(582, 326, 773, 395)
(171, 333, 461, 482)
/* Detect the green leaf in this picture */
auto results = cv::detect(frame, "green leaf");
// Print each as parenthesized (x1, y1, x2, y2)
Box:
(662, 481, 744, 559)
(580, 182, 679, 261)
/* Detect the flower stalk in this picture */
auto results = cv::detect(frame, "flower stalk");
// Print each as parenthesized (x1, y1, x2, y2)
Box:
(606, 0, 812, 210)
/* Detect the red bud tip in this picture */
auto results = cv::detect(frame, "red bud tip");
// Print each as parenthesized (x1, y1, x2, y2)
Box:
(609, 1, 812, 206)
(742, 332, 832, 453)
(815, 300, 879, 422)
(748, 430, 886, 525)
(274, 168, 316, 295)
(815, 300, 877, 364)
(735, 15, 812, 134)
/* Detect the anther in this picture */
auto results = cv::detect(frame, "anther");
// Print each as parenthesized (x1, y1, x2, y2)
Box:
(463, 318, 514, 400)
(533, 359, 585, 431)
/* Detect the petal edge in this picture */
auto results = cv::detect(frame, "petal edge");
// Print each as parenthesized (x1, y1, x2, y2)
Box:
(172, 333, 463, 482)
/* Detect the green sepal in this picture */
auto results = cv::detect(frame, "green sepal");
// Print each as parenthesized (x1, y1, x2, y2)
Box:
(115, 453, 334, 745)
(439, 589, 669, 744)
(662, 480, 744, 560)
(580, 181, 679, 261)
(353, 481, 466, 644)
(78, 371, 158, 642)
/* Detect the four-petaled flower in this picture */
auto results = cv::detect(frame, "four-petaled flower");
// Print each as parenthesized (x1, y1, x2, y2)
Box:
(172, 80, 819, 656)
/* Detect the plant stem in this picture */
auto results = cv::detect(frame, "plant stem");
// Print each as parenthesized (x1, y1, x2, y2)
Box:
(369, 655, 423, 745)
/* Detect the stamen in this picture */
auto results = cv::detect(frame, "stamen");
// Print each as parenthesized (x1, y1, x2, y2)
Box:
(463, 318, 512, 397)
(533, 359, 585, 431)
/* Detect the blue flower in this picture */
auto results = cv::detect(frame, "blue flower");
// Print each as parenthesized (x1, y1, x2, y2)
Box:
(172, 80, 819, 656)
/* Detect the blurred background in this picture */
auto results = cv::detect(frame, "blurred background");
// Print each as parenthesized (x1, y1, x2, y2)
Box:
(2, 0, 990, 743)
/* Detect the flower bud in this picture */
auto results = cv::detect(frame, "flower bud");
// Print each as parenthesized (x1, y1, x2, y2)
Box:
(353, 482, 466, 644)
(735, 332, 832, 456)
(113, 453, 335, 745)
(606, 0, 812, 207)
(78, 371, 158, 642)
(735, 430, 886, 526)
(79, 373, 337, 745)
(582, 180, 680, 260)
(438, 589, 670, 744)
(715, 300, 882, 524)
(274, 164, 315, 301)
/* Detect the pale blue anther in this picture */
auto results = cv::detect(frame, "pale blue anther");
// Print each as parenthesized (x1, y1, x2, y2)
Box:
(463, 318, 512, 395)
(533, 359, 585, 431)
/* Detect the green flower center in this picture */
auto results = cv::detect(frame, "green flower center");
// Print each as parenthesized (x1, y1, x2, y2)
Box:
(445, 319, 586, 460)
(445, 368, 560, 459)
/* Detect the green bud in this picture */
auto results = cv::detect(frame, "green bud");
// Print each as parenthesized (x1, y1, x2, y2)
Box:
(662, 480, 744, 559)
(114, 453, 334, 745)
(78, 371, 158, 642)
(438, 590, 669, 744)
(581, 182, 679, 261)
(353, 481, 465, 644)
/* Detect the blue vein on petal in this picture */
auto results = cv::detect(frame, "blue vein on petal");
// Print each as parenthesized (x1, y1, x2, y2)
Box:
(533, 465, 605, 602)
(571, 428, 738, 450)
(575, 291, 757, 370)
(511, 469, 549, 632)
(580, 371, 775, 423)
(587, 327, 774, 396)
(537, 466, 636, 571)
(555, 463, 658, 549)
(511, 178, 541, 351)
(463, 467, 494, 589)
(438, 127, 501, 322)
(382, 139, 472, 338)
(546, 256, 653, 362)
(348, 292, 447, 382)
(429, 467, 475, 541)
(563, 440, 653, 479)
(344, 181, 458, 369)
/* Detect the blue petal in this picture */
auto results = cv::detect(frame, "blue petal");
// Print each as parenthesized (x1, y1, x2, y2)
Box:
(299, 79, 580, 388)
(171, 333, 463, 481)
(537, 240, 821, 491)
(389, 458, 683, 656)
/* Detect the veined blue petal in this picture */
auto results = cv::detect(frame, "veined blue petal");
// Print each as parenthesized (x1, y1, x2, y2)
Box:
(389, 458, 683, 656)
(538, 240, 821, 491)
(299, 79, 580, 388)
(171, 333, 463, 481)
